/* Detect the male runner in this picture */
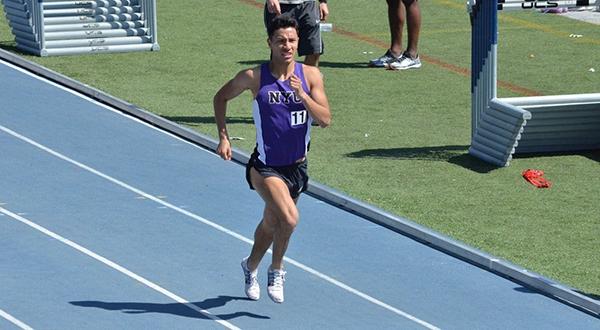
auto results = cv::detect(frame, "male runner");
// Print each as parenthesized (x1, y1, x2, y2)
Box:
(213, 15, 331, 303)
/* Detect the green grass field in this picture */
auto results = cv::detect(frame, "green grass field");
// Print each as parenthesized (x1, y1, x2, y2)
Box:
(1, 0, 599, 297)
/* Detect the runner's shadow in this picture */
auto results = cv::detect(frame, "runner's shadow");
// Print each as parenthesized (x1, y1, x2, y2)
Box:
(70, 295, 269, 320)
(346, 145, 498, 173)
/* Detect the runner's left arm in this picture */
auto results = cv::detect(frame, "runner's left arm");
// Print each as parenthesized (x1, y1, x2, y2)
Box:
(289, 66, 331, 127)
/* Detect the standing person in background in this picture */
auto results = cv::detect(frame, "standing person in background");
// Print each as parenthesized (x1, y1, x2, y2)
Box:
(265, 0, 330, 67)
(369, 0, 422, 70)
(213, 16, 331, 303)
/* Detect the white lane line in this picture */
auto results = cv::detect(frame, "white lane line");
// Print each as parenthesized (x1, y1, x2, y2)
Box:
(0, 126, 440, 330)
(0, 308, 33, 330)
(0, 60, 221, 160)
(0, 207, 239, 330)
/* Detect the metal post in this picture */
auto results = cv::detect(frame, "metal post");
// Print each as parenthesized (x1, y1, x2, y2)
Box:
(38, 0, 46, 55)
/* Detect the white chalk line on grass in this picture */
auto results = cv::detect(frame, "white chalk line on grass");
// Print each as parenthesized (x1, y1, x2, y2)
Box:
(0, 124, 439, 329)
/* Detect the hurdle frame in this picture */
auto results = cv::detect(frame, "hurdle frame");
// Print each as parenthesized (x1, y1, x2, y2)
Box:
(468, 0, 600, 166)
(1, 0, 160, 56)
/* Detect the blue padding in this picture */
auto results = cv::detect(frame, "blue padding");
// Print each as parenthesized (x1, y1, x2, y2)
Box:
(471, 0, 498, 92)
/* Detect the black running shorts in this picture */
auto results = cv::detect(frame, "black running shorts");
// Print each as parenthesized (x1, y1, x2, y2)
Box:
(246, 149, 309, 199)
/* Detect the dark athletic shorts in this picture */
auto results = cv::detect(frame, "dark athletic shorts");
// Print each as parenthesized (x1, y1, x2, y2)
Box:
(264, 1, 323, 57)
(246, 149, 309, 199)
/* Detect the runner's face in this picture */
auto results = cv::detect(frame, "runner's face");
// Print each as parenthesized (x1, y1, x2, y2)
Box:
(268, 27, 298, 63)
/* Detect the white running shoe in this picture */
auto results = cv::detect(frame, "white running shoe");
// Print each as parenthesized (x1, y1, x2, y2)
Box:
(267, 268, 286, 303)
(241, 257, 260, 300)
(387, 53, 422, 70)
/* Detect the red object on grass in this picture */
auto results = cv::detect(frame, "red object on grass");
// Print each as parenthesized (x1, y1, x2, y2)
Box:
(522, 169, 551, 188)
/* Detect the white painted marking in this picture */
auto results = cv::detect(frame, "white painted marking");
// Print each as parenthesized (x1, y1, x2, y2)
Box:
(0, 308, 33, 330)
(0, 60, 221, 159)
(0, 124, 440, 329)
(0, 207, 239, 330)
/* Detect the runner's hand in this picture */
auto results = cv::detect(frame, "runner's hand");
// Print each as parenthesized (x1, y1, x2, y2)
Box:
(289, 74, 306, 100)
(217, 138, 232, 161)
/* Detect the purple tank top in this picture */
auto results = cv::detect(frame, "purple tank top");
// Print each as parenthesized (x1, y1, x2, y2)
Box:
(252, 62, 313, 166)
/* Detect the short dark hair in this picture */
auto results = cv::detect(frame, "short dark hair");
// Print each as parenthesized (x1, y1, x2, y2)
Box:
(267, 15, 299, 39)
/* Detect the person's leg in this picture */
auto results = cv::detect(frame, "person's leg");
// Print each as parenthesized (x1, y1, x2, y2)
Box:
(387, 0, 405, 58)
(402, 0, 421, 59)
(388, 0, 422, 70)
(245, 209, 275, 272)
(304, 54, 320, 67)
(248, 168, 298, 303)
(368, 0, 404, 67)
(249, 168, 299, 271)
(245, 200, 298, 271)
(295, 1, 322, 67)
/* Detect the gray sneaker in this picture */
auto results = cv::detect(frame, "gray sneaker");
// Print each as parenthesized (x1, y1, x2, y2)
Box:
(387, 53, 422, 70)
(368, 50, 401, 67)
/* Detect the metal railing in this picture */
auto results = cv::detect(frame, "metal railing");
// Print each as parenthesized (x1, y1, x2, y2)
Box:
(25, 0, 45, 53)
(3, 0, 159, 55)
(141, 0, 159, 50)
(467, 0, 600, 166)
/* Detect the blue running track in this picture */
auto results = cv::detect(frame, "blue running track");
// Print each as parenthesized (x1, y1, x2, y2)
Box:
(0, 58, 598, 329)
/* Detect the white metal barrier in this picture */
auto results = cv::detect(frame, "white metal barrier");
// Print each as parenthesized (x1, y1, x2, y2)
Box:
(468, 0, 600, 166)
(2, 0, 159, 56)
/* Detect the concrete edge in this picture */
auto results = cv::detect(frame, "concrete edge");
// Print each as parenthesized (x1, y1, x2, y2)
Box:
(1, 47, 598, 316)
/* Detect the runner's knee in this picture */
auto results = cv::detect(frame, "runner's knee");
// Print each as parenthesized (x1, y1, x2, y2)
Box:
(279, 206, 299, 233)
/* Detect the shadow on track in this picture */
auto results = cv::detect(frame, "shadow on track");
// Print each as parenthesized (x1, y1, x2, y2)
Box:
(70, 295, 270, 320)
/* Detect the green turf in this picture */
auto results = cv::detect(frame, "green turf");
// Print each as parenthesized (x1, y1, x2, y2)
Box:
(1, 0, 598, 297)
